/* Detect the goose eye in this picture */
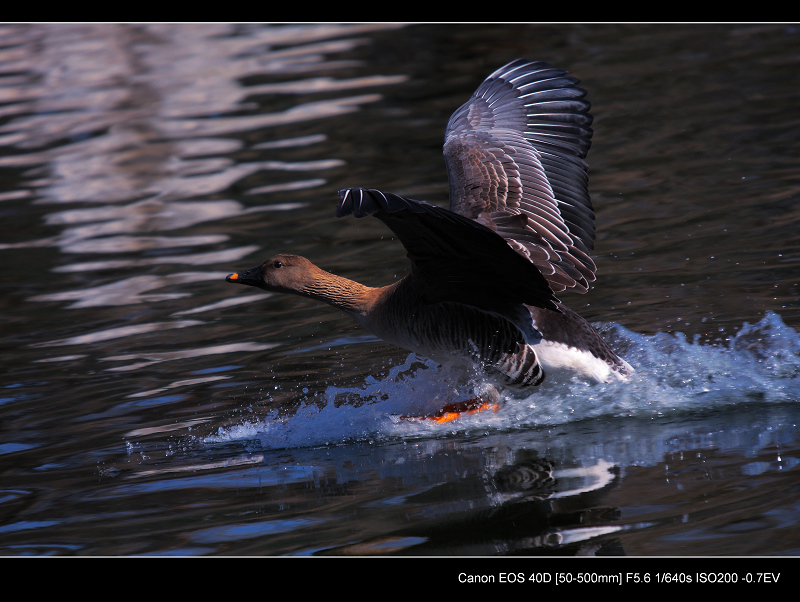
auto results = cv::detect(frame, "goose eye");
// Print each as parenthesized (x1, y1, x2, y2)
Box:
(272, 260, 283, 269)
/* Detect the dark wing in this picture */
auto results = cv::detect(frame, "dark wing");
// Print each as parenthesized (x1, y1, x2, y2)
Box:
(336, 187, 559, 312)
(444, 58, 596, 293)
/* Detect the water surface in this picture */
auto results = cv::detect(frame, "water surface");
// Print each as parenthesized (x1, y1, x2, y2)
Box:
(1, 23, 799, 556)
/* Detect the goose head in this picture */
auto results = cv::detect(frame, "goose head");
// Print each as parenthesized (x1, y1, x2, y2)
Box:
(226, 254, 375, 315)
(226, 254, 321, 295)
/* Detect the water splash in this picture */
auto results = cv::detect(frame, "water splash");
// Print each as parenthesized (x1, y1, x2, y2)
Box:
(207, 312, 800, 450)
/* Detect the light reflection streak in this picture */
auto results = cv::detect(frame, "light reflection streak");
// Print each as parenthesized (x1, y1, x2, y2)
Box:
(103, 341, 279, 373)
(126, 375, 232, 398)
(30, 273, 226, 308)
(172, 294, 271, 316)
(31, 320, 203, 347)
(52, 246, 262, 273)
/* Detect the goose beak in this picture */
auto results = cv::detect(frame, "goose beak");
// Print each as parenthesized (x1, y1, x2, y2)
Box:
(226, 264, 262, 287)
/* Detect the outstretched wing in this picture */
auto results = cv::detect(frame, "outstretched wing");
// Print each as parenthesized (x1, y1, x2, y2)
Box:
(444, 58, 596, 293)
(336, 187, 559, 312)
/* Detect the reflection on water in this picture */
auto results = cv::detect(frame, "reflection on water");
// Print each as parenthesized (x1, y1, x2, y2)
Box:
(0, 23, 405, 319)
(0, 23, 403, 202)
(0, 23, 799, 557)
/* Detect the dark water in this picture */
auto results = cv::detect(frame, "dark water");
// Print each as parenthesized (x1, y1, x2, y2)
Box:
(1, 23, 800, 557)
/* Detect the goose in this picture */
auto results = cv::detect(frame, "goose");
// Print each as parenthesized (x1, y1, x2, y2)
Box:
(227, 58, 633, 396)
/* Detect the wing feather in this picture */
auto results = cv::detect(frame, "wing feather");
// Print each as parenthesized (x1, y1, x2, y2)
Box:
(444, 58, 596, 293)
(336, 188, 560, 312)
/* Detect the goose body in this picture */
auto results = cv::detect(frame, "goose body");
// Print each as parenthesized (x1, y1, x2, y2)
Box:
(227, 59, 633, 388)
